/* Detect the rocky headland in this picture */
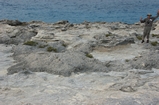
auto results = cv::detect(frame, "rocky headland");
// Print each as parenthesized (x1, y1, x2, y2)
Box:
(0, 20, 159, 105)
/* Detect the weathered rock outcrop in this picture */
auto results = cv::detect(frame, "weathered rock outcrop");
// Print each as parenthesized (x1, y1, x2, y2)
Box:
(0, 20, 25, 26)
(8, 50, 109, 76)
(0, 20, 159, 105)
(0, 19, 158, 76)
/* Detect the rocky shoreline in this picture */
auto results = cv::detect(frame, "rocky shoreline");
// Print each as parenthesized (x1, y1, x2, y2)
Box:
(0, 20, 159, 105)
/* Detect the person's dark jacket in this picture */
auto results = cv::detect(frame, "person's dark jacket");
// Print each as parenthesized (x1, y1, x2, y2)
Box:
(140, 13, 159, 27)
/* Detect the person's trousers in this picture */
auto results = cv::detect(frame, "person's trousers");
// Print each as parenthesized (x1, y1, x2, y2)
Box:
(142, 26, 152, 40)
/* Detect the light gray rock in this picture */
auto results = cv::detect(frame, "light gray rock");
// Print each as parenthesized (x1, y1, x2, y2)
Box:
(129, 51, 159, 70)
(0, 29, 37, 45)
(8, 51, 109, 76)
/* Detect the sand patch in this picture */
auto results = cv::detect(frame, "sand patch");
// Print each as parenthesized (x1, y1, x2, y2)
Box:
(91, 44, 147, 62)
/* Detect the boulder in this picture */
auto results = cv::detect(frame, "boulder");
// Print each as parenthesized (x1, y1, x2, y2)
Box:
(54, 20, 69, 24)
(1, 20, 24, 26)
(129, 51, 159, 70)
(8, 51, 109, 76)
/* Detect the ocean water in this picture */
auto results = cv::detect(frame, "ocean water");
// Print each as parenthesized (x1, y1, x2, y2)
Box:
(0, 0, 159, 24)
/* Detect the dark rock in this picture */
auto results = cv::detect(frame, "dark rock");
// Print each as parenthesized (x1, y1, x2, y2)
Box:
(55, 20, 69, 24)
(19, 70, 34, 75)
(120, 86, 136, 92)
(5, 20, 23, 26)
(101, 39, 111, 43)
(115, 37, 135, 46)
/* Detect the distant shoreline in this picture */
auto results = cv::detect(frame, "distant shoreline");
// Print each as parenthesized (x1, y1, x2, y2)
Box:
(0, 19, 140, 25)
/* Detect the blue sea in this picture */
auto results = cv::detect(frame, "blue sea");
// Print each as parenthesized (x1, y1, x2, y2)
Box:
(0, 0, 159, 24)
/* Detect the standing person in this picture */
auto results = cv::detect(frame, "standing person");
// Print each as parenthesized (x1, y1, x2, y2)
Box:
(140, 10, 159, 43)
